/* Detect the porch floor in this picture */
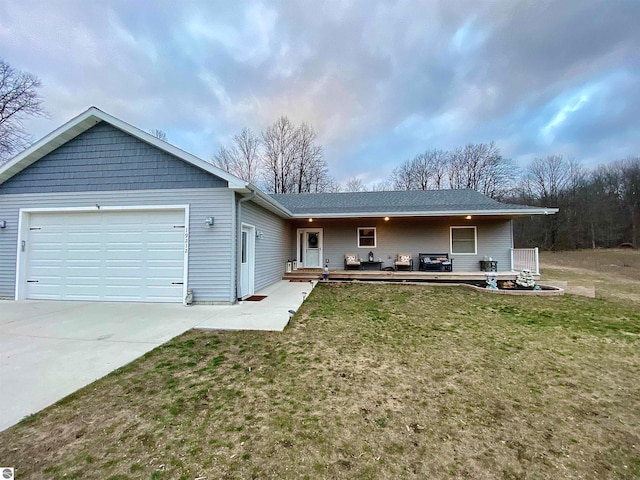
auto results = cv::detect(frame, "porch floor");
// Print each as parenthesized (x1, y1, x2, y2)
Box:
(284, 269, 538, 282)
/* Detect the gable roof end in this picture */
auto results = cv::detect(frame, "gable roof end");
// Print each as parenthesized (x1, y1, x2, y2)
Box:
(0, 106, 246, 189)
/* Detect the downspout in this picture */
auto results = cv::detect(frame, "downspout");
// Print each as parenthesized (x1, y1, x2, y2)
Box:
(235, 187, 256, 301)
(510, 219, 514, 271)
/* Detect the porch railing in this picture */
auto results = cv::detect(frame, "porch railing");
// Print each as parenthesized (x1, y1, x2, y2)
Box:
(511, 247, 539, 274)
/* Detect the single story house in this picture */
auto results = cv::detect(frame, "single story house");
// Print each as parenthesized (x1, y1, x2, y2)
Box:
(0, 107, 557, 305)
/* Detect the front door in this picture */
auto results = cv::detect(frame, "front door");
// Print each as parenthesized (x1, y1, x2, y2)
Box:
(297, 228, 323, 268)
(240, 224, 255, 298)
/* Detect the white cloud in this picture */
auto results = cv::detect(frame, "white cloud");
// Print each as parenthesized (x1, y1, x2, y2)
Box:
(186, 2, 277, 66)
(0, 0, 638, 177)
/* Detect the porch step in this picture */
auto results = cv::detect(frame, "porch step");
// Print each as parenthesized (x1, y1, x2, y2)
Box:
(284, 270, 525, 282)
(283, 269, 323, 281)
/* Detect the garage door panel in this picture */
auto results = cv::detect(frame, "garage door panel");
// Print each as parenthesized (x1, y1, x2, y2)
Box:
(66, 245, 103, 254)
(25, 210, 185, 303)
(64, 268, 101, 285)
(105, 252, 145, 262)
(147, 260, 182, 270)
(65, 251, 102, 261)
(66, 231, 102, 240)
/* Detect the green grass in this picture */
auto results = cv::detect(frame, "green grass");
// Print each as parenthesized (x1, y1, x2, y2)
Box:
(1, 271, 639, 479)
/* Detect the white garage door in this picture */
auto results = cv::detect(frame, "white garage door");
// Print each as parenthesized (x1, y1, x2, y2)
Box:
(25, 209, 186, 303)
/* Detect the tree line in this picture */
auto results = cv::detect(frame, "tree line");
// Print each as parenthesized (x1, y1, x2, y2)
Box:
(511, 155, 640, 250)
(217, 121, 639, 249)
(365, 147, 639, 250)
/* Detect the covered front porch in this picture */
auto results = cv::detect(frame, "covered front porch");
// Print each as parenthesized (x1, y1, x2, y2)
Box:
(284, 247, 540, 282)
(284, 248, 540, 283)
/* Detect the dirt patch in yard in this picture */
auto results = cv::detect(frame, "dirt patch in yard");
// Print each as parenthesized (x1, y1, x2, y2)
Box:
(1, 282, 639, 479)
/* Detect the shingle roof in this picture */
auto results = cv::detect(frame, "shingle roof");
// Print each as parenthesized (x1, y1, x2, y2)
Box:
(269, 189, 546, 217)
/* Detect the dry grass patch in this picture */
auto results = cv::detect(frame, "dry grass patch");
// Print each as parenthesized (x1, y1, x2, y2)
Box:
(1, 283, 639, 479)
(541, 249, 640, 305)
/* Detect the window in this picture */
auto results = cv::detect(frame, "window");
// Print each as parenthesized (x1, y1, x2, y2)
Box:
(357, 227, 376, 248)
(450, 226, 476, 254)
(241, 231, 247, 263)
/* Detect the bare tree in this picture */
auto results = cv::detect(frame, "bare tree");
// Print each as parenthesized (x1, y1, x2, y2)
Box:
(149, 129, 167, 141)
(369, 180, 394, 191)
(260, 117, 334, 193)
(212, 127, 261, 183)
(320, 177, 342, 192)
(391, 149, 449, 191)
(514, 155, 585, 249)
(522, 155, 574, 201)
(344, 177, 367, 192)
(390, 162, 414, 190)
(261, 116, 297, 193)
(617, 158, 640, 247)
(293, 122, 325, 193)
(0, 58, 46, 161)
(216, 117, 333, 192)
(447, 142, 515, 198)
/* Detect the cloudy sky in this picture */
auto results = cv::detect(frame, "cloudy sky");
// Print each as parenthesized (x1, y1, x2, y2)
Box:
(1, 0, 638, 186)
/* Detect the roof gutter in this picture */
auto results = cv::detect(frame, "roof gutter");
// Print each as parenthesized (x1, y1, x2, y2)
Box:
(235, 186, 256, 301)
(286, 207, 560, 219)
(230, 184, 293, 218)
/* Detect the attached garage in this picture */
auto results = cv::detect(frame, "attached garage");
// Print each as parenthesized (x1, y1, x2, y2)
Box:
(0, 107, 288, 305)
(18, 208, 188, 303)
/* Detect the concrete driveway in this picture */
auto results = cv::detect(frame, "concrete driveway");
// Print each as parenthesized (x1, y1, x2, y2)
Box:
(0, 280, 315, 431)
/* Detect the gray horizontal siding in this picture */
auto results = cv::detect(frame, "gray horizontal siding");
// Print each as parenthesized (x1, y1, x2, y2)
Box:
(240, 199, 290, 291)
(288, 217, 513, 272)
(0, 188, 236, 303)
(0, 122, 227, 194)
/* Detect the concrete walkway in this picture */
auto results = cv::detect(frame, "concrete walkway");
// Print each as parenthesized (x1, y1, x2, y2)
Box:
(0, 280, 316, 432)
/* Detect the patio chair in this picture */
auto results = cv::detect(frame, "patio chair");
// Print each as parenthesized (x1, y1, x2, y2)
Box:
(344, 253, 362, 270)
(394, 253, 413, 271)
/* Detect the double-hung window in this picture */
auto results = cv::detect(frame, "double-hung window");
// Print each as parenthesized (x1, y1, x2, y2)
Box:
(357, 227, 376, 248)
(450, 226, 477, 254)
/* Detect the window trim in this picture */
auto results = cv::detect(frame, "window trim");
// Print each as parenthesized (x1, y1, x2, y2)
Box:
(357, 226, 377, 248)
(450, 226, 477, 255)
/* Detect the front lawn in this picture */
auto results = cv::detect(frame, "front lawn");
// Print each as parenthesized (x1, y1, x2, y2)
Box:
(1, 283, 639, 479)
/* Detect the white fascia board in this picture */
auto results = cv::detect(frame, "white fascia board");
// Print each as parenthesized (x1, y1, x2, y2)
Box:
(231, 184, 294, 218)
(0, 108, 101, 184)
(0, 106, 246, 190)
(290, 207, 559, 218)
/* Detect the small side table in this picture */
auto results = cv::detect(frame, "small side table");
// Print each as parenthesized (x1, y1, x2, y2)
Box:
(361, 261, 383, 271)
(480, 260, 498, 272)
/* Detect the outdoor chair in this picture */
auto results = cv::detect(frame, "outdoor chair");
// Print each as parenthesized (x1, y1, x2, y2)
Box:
(394, 253, 413, 271)
(344, 253, 362, 270)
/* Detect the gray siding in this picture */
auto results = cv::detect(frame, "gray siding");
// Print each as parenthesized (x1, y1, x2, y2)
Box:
(0, 188, 236, 303)
(240, 199, 290, 291)
(289, 217, 513, 271)
(0, 122, 227, 194)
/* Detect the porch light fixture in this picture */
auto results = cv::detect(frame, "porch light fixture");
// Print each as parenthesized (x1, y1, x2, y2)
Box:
(384, 217, 390, 221)
(204, 217, 214, 228)
(256, 230, 264, 239)
(0, 220, 6, 228)
(465, 215, 472, 220)
(308, 218, 313, 222)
